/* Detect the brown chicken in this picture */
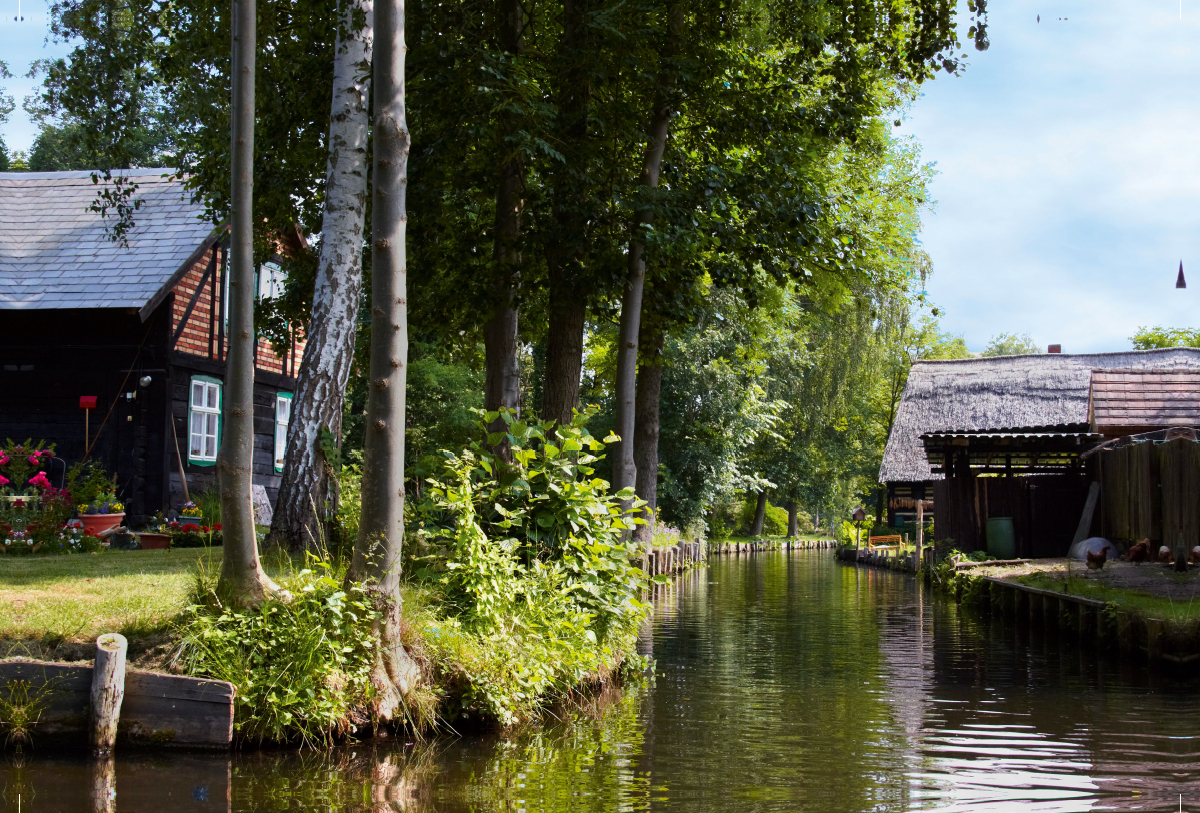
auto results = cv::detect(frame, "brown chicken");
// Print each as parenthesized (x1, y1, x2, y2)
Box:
(1159, 545, 1172, 563)
(1127, 539, 1150, 563)
(1086, 547, 1108, 570)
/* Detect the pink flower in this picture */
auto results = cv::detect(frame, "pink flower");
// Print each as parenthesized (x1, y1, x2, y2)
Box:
(28, 472, 51, 489)
(28, 456, 40, 465)
(39, 450, 54, 458)
(0, 475, 8, 486)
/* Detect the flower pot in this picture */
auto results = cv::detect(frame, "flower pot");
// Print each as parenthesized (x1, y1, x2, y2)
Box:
(136, 532, 171, 550)
(80, 513, 125, 535)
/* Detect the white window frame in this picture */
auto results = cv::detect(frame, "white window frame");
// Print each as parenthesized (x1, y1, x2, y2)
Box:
(274, 392, 293, 472)
(188, 376, 222, 465)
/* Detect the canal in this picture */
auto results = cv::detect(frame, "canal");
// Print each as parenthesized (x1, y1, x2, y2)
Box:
(4, 550, 1199, 811)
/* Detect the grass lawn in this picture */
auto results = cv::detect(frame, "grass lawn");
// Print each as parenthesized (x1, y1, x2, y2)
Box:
(0, 548, 224, 644)
(1016, 569, 1200, 625)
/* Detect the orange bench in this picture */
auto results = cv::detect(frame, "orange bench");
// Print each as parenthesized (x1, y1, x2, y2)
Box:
(868, 534, 902, 553)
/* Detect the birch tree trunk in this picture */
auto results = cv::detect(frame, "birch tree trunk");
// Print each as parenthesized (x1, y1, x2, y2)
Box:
(349, 0, 420, 718)
(269, 0, 373, 551)
(483, 0, 525, 449)
(631, 326, 664, 546)
(218, 0, 278, 604)
(613, 5, 681, 498)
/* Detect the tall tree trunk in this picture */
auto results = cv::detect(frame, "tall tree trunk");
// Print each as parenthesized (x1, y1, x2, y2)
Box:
(750, 490, 767, 537)
(483, 0, 525, 448)
(217, 0, 278, 604)
(540, 0, 593, 427)
(612, 5, 681, 497)
(786, 499, 798, 538)
(349, 0, 420, 719)
(268, 0, 373, 551)
(540, 288, 585, 426)
(631, 325, 664, 546)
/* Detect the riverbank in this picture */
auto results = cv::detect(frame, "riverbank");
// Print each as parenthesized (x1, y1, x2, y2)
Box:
(0, 547, 653, 746)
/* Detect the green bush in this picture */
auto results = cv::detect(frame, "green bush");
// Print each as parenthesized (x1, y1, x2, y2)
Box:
(737, 497, 788, 536)
(178, 559, 378, 746)
(407, 406, 649, 725)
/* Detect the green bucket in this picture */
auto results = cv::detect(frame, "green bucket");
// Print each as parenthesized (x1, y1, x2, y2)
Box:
(986, 517, 1016, 559)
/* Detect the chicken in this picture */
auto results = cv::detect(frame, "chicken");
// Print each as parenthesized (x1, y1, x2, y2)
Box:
(1127, 539, 1150, 563)
(1086, 547, 1108, 570)
(1159, 545, 1172, 563)
(1192, 545, 1200, 564)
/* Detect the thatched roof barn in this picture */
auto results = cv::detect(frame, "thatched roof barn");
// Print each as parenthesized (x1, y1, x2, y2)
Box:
(880, 348, 1200, 485)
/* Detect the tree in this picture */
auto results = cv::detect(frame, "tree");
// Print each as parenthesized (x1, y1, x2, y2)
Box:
(268, 0, 373, 551)
(216, 0, 279, 604)
(1130, 326, 1200, 349)
(981, 332, 1041, 357)
(348, 0, 420, 718)
(0, 61, 13, 172)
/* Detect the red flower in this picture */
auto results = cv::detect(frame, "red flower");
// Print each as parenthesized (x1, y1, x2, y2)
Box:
(201, 526, 210, 533)
(214, 523, 222, 531)
(181, 523, 201, 533)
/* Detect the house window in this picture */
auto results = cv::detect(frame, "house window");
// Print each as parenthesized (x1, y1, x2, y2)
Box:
(189, 376, 222, 465)
(274, 392, 293, 472)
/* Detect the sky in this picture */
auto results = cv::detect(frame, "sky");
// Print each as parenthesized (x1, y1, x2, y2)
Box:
(899, 0, 1200, 353)
(1, 0, 1198, 354)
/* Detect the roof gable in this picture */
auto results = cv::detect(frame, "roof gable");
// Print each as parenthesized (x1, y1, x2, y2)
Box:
(879, 348, 1200, 483)
(0, 170, 216, 315)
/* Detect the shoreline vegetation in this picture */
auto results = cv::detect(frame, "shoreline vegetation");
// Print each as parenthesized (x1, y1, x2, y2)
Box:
(0, 413, 665, 748)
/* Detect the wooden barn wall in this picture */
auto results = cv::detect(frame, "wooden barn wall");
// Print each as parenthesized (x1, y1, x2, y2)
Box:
(933, 474, 1091, 557)
(0, 307, 172, 524)
(1099, 439, 1199, 548)
(167, 354, 295, 510)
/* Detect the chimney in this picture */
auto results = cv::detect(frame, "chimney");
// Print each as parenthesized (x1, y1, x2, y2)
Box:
(1047, 344, 1062, 354)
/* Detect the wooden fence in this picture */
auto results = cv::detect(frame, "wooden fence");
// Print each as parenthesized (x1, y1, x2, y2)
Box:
(1099, 437, 1200, 547)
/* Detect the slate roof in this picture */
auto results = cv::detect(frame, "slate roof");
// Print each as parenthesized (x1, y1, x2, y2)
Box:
(879, 348, 1200, 483)
(1090, 369, 1200, 431)
(0, 170, 217, 317)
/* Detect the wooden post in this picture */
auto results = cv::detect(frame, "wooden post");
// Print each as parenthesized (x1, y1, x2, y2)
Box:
(915, 500, 925, 572)
(90, 756, 116, 813)
(90, 633, 127, 754)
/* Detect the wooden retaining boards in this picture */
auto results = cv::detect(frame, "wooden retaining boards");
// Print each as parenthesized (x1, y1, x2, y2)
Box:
(0, 659, 234, 748)
(979, 576, 1107, 609)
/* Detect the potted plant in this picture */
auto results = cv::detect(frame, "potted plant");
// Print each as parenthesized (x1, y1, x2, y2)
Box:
(137, 511, 172, 550)
(68, 463, 126, 535)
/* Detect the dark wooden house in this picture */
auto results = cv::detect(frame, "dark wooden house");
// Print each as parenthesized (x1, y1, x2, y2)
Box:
(878, 349, 1200, 557)
(0, 170, 306, 524)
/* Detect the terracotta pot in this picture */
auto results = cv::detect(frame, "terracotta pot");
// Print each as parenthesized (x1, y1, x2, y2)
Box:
(136, 533, 171, 550)
(80, 513, 125, 535)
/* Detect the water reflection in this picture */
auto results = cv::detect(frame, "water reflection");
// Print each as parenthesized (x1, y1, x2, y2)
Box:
(4, 551, 1200, 812)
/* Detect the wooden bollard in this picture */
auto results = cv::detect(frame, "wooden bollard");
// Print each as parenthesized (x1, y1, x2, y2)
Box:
(90, 633, 128, 754)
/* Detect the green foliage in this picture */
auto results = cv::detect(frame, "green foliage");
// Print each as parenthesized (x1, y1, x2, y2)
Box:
(1130, 326, 1200, 349)
(981, 332, 1041, 357)
(0, 677, 57, 748)
(65, 462, 119, 512)
(737, 498, 788, 536)
(406, 408, 649, 725)
(178, 558, 379, 746)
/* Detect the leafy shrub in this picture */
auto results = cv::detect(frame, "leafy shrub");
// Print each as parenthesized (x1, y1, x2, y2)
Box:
(737, 497, 788, 536)
(407, 407, 649, 725)
(178, 559, 378, 746)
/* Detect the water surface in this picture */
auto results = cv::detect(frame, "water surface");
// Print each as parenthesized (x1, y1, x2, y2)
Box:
(4, 551, 1199, 812)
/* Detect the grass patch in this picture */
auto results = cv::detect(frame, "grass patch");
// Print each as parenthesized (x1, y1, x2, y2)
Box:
(1016, 571, 1200, 624)
(0, 548, 226, 642)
